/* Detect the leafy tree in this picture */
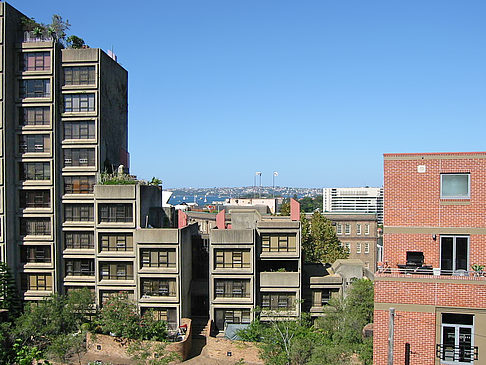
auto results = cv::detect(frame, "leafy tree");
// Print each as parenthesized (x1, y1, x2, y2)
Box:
(127, 340, 181, 365)
(47, 14, 70, 43)
(301, 212, 348, 264)
(0, 262, 21, 318)
(47, 331, 86, 365)
(66, 35, 85, 49)
(279, 200, 290, 216)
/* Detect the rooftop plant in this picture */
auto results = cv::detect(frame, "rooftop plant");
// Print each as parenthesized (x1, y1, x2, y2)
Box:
(21, 15, 85, 48)
(99, 171, 137, 185)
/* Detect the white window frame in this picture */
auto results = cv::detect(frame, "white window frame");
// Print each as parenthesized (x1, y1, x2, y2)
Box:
(356, 243, 362, 254)
(344, 224, 351, 235)
(336, 224, 342, 235)
(365, 224, 370, 235)
(364, 243, 370, 254)
(440, 315, 475, 365)
(440, 173, 470, 199)
(356, 224, 361, 235)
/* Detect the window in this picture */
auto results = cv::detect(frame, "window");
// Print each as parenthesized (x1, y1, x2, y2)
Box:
(63, 66, 96, 85)
(20, 107, 50, 126)
(64, 231, 94, 249)
(64, 176, 95, 194)
(140, 248, 176, 267)
(439, 313, 476, 363)
(261, 234, 297, 252)
(65, 259, 95, 276)
(20, 52, 50, 71)
(214, 249, 251, 269)
(20, 218, 50, 236)
(63, 121, 95, 139)
(100, 233, 134, 252)
(141, 308, 177, 330)
(20, 246, 51, 263)
(261, 293, 296, 311)
(63, 148, 96, 167)
(19, 162, 50, 181)
(214, 279, 250, 298)
(100, 262, 133, 280)
(98, 204, 133, 223)
(365, 224, 370, 235)
(141, 278, 176, 297)
(21, 273, 52, 291)
(364, 243, 370, 254)
(19, 190, 50, 208)
(313, 289, 338, 306)
(64, 204, 94, 222)
(344, 242, 350, 253)
(20, 79, 50, 98)
(441, 236, 469, 275)
(214, 309, 250, 331)
(18, 134, 50, 153)
(344, 224, 351, 235)
(63, 93, 95, 112)
(441, 174, 470, 199)
(356, 243, 362, 254)
(100, 290, 134, 306)
(356, 224, 362, 235)
(336, 224, 342, 235)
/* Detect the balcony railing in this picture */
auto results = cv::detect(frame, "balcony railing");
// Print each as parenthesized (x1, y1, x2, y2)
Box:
(436, 344, 478, 362)
(23, 31, 53, 43)
(377, 266, 486, 279)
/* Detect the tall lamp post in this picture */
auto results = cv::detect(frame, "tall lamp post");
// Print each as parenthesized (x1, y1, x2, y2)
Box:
(256, 172, 262, 198)
(273, 171, 278, 198)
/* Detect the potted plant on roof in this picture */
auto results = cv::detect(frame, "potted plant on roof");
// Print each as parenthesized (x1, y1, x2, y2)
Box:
(471, 264, 484, 277)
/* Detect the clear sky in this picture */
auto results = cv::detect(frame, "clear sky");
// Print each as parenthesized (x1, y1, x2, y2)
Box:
(12, 0, 486, 188)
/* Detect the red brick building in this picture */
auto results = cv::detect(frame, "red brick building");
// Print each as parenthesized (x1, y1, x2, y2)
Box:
(374, 152, 486, 365)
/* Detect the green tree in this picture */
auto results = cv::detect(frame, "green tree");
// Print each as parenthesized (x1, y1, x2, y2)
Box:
(0, 262, 21, 318)
(127, 340, 181, 365)
(279, 200, 290, 216)
(301, 212, 348, 264)
(66, 35, 85, 49)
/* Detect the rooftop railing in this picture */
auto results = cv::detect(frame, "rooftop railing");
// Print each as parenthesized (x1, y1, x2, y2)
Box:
(377, 266, 486, 279)
(23, 31, 53, 43)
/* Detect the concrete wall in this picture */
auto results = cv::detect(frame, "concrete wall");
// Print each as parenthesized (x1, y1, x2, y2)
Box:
(210, 229, 254, 244)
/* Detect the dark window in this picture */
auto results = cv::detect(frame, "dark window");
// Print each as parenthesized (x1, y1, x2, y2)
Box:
(214, 309, 250, 331)
(441, 236, 469, 274)
(65, 259, 95, 276)
(21, 273, 52, 291)
(64, 204, 94, 222)
(214, 249, 251, 269)
(99, 233, 133, 252)
(100, 262, 133, 280)
(140, 248, 176, 268)
(100, 290, 134, 306)
(98, 204, 133, 223)
(20, 218, 50, 236)
(63, 148, 96, 167)
(63, 66, 96, 85)
(19, 107, 50, 126)
(261, 293, 296, 311)
(20, 79, 50, 98)
(19, 162, 50, 181)
(64, 231, 94, 249)
(261, 234, 297, 252)
(214, 279, 250, 298)
(20, 246, 51, 263)
(141, 278, 176, 297)
(64, 176, 95, 194)
(63, 121, 95, 139)
(63, 94, 95, 112)
(141, 308, 177, 330)
(18, 134, 50, 153)
(19, 190, 50, 208)
(20, 52, 50, 71)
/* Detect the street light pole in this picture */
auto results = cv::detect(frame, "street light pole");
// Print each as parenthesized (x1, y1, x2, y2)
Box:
(273, 171, 278, 198)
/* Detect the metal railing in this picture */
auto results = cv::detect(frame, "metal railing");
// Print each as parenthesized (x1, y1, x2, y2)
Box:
(436, 344, 478, 362)
(377, 266, 486, 277)
(23, 31, 53, 43)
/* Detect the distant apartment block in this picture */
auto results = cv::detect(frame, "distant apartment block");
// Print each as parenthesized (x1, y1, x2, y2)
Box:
(323, 187, 384, 224)
(374, 152, 486, 365)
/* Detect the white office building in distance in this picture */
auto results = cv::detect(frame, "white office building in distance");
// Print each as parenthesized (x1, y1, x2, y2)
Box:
(323, 187, 384, 224)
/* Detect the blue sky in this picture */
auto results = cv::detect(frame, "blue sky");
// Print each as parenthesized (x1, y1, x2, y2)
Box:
(13, 0, 486, 188)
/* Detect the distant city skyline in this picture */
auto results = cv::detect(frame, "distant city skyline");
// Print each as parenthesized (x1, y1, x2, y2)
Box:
(12, 0, 486, 187)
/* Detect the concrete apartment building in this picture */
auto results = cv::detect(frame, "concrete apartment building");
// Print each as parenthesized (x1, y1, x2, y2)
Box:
(0, 3, 129, 302)
(374, 152, 486, 365)
(209, 204, 302, 332)
(324, 212, 379, 271)
(323, 187, 384, 224)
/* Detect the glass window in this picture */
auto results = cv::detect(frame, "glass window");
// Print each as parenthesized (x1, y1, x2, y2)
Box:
(19, 190, 50, 208)
(365, 224, 370, 235)
(65, 259, 95, 276)
(63, 121, 95, 139)
(140, 248, 176, 267)
(214, 309, 250, 331)
(19, 162, 50, 181)
(100, 233, 134, 252)
(98, 204, 133, 223)
(214, 279, 250, 298)
(64, 176, 95, 194)
(64, 204, 94, 222)
(100, 290, 134, 306)
(261, 234, 297, 252)
(141, 278, 176, 297)
(356, 224, 361, 235)
(356, 243, 362, 254)
(20, 52, 50, 71)
(63, 148, 96, 167)
(21, 273, 52, 291)
(20, 218, 50, 236)
(18, 134, 50, 153)
(344, 224, 351, 235)
(63, 66, 96, 85)
(439, 313, 475, 363)
(64, 231, 94, 249)
(336, 224, 342, 235)
(441, 174, 470, 199)
(214, 249, 251, 269)
(20, 246, 51, 263)
(441, 236, 469, 275)
(99, 262, 133, 280)
(20, 79, 50, 98)
(63, 94, 95, 112)
(364, 243, 370, 254)
(19, 107, 50, 126)
(141, 308, 177, 330)
(261, 292, 296, 311)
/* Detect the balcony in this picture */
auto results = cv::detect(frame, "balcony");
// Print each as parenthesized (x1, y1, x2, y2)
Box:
(22, 31, 53, 43)
(436, 344, 478, 363)
(260, 272, 299, 288)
